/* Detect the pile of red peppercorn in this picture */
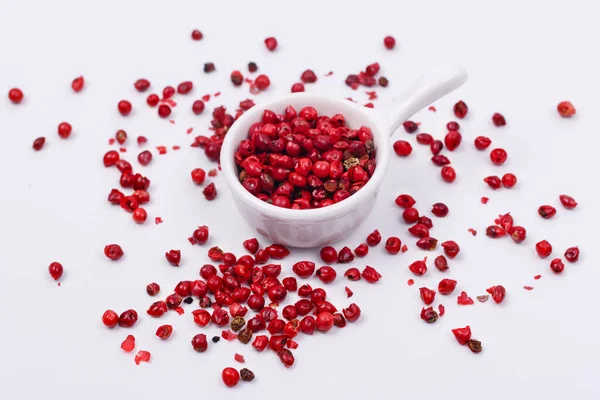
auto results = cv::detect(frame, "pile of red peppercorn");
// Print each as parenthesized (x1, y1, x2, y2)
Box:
(234, 106, 377, 209)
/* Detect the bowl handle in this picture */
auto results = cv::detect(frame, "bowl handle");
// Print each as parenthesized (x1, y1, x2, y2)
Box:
(386, 65, 468, 135)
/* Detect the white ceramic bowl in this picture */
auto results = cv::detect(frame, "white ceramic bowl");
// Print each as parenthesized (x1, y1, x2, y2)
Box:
(221, 66, 467, 248)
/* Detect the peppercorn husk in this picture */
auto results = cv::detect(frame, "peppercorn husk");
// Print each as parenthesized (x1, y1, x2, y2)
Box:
(467, 339, 483, 353)
(240, 368, 255, 382)
(238, 328, 253, 344)
(343, 157, 360, 170)
(230, 316, 246, 332)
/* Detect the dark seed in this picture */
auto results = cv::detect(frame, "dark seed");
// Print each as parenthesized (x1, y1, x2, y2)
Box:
(467, 339, 482, 353)
(212, 336, 220, 343)
(204, 62, 215, 73)
(183, 297, 193, 304)
(240, 368, 255, 382)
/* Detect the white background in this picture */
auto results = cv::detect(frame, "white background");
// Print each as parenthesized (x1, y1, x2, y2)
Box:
(1, 0, 599, 399)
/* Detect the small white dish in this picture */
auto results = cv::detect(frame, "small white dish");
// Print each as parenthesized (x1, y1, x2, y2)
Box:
(221, 65, 468, 248)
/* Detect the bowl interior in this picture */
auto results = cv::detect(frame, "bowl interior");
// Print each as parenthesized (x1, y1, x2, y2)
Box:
(221, 93, 391, 221)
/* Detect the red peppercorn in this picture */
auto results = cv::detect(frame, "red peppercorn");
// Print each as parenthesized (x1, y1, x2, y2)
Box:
(114, 129, 127, 145)
(147, 301, 167, 318)
(192, 226, 209, 245)
(492, 112, 506, 126)
(158, 104, 171, 118)
(291, 83, 305, 93)
(538, 205, 557, 219)
(434, 255, 449, 271)
(486, 285, 506, 303)
(118, 100, 132, 116)
(408, 223, 429, 238)
(486, 225, 506, 238)
(146, 282, 160, 296)
(474, 136, 492, 150)
(430, 203, 448, 217)
(438, 278, 457, 295)
(104, 244, 124, 260)
(431, 155, 450, 167)
(189, 100, 205, 116)
(447, 121, 460, 131)
(344, 267, 361, 281)
(536, 240, 553, 258)
(403, 121, 418, 133)
(497, 213, 513, 231)
(8, 88, 24, 104)
(444, 131, 462, 151)
(509, 226, 527, 243)
(385, 237, 401, 254)
(550, 258, 565, 273)
(267, 244, 290, 260)
(132, 208, 147, 224)
(177, 81, 193, 94)
(48, 262, 63, 280)
(155, 324, 173, 340)
(102, 310, 119, 328)
(490, 148, 508, 165)
(342, 303, 361, 322)
(315, 312, 335, 333)
(393, 140, 412, 156)
(301, 70, 317, 83)
(420, 307, 438, 323)
(557, 101, 576, 117)
(362, 266, 381, 283)
(452, 326, 472, 345)
(440, 165, 456, 183)
(354, 243, 369, 257)
(564, 247, 579, 262)
(282, 277, 297, 292)
(414, 133, 431, 145)
(402, 207, 420, 224)
(255, 75, 271, 91)
(316, 266, 337, 284)
(395, 194, 416, 208)
(230, 70, 244, 87)
(241, 238, 258, 254)
(365, 63, 380, 76)
(57, 122, 72, 139)
(203, 182, 217, 200)
(559, 194, 577, 209)
(408, 260, 427, 276)
(416, 237, 438, 250)
(427, 138, 442, 153)
(70, 76, 84, 92)
(419, 287, 436, 305)
(453, 100, 468, 119)
(165, 249, 181, 266)
(32, 137, 46, 151)
(268, 285, 287, 303)
(119, 309, 138, 327)
(191, 29, 203, 40)
(144, 94, 158, 108)
(366, 229, 382, 246)
(502, 173, 517, 188)
(441, 240, 460, 258)
(383, 35, 396, 49)
(292, 261, 315, 278)
(264, 37, 278, 51)
(337, 246, 355, 263)
(191, 168, 206, 185)
(191, 334, 208, 353)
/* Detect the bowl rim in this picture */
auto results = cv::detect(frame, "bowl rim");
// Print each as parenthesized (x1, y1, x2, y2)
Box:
(220, 93, 391, 222)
